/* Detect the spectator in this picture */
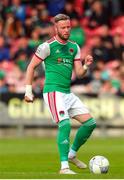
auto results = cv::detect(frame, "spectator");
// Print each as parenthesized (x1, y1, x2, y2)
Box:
(99, 79, 116, 95)
(63, 1, 79, 19)
(29, 7, 39, 25)
(34, 9, 54, 41)
(0, 70, 8, 93)
(0, 36, 10, 62)
(82, 0, 94, 17)
(0, 0, 11, 20)
(23, 16, 34, 37)
(87, 67, 102, 94)
(100, 25, 114, 61)
(4, 15, 24, 39)
(87, 0, 110, 29)
(15, 50, 29, 72)
(117, 78, 124, 96)
(11, 0, 26, 23)
(91, 35, 109, 63)
(0, 19, 4, 35)
(69, 16, 86, 47)
(112, 34, 124, 61)
(100, 25, 113, 50)
(117, 67, 124, 96)
(47, 0, 66, 16)
(13, 36, 31, 59)
(104, 0, 122, 18)
(101, 60, 121, 94)
(28, 28, 42, 52)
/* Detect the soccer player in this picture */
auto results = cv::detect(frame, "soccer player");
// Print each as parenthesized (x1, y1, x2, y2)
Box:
(24, 14, 96, 174)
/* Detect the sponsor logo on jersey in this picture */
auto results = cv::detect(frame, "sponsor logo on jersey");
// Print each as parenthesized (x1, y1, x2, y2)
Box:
(59, 110, 65, 117)
(57, 58, 72, 67)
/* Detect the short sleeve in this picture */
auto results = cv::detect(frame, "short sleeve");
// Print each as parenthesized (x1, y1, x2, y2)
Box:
(74, 44, 81, 61)
(35, 42, 50, 60)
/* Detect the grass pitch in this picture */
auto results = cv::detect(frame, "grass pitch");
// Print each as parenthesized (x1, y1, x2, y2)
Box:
(0, 136, 124, 179)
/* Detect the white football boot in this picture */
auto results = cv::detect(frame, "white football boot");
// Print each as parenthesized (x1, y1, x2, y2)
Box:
(59, 168, 76, 174)
(69, 157, 87, 169)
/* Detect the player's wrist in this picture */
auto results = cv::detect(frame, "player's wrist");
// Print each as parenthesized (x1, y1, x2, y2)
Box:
(25, 85, 33, 96)
(83, 64, 89, 70)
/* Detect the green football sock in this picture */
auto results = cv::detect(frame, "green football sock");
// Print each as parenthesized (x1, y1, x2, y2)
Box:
(57, 119, 71, 161)
(71, 118, 96, 152)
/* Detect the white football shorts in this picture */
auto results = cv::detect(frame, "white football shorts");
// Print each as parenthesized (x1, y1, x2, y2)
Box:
(43, 91, 89, 123)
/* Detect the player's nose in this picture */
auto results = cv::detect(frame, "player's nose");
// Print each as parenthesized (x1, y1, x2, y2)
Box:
(65, 27, 70, 32)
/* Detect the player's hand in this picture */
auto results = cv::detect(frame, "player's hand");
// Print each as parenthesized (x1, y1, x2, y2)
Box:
(24, 94, 34, 103)
(84, 55, 93, 67)
(24, 85, 34, 103)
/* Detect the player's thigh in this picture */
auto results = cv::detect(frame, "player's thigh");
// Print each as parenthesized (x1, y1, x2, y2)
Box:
(69, 93, 92, 123)
(73, 114, 92, 123)
(43, 92, 69, 123)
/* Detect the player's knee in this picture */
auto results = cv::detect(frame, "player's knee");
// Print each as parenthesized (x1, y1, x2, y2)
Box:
(58, 119, 71, 132)
(83, 118, 96, 131)
(57, 119, 71, 145)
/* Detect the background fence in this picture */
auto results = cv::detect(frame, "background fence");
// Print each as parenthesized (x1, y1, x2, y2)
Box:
(0, 93, 124, 137)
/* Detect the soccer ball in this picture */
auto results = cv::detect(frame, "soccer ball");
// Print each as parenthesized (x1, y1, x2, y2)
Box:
(89, 155, 109, 174)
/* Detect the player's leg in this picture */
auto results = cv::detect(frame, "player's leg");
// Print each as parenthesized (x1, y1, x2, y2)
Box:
(57, 118, 71, 169)
(69, 114, 96, 157)
(68, 94, 96, 168)
(57, 119, 76, 174)
(43, 92, 76, 174)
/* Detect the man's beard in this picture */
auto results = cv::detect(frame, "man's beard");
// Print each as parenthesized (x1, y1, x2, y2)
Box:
(58, 32, 69, 41)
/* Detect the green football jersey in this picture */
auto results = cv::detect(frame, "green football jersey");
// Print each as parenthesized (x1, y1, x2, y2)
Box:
(35, 37, 80, 93)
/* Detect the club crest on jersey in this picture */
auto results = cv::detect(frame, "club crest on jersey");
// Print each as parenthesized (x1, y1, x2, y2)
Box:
(69, 48, 74, 55)
(59, 110, 65, 117)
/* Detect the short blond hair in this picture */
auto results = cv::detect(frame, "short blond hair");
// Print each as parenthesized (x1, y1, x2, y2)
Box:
(54, 14, 70, 23)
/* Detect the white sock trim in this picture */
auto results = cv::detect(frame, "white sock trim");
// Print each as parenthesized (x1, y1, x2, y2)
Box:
(68, 148, 76, 159)
(61, 161, 69, 169)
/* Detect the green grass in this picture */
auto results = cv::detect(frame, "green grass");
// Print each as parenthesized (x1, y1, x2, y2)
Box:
(0, 137, 124, 179)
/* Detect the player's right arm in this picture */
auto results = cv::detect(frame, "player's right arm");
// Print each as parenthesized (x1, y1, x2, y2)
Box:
(24, 55, 42, 103)
(24, 42, 50, 103)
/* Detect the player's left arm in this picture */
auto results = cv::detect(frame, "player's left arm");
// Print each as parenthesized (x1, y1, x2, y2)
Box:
(74, 55, 93, 78)
(74, 44, 93, 78)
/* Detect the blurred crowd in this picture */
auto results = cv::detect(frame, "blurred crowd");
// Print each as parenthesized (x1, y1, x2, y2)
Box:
(0, 0, 124, 96)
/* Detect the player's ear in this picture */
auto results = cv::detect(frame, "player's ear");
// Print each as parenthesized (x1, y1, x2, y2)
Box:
(54, 25, 57, 33)
(54, 22, 58, 33)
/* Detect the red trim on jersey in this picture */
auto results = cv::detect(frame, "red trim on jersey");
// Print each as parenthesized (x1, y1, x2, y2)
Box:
(34, 54, 43, 61)
(53, 92, 59, 123)
(47, 37, 55, 43)
(74, 59, 81, 61)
